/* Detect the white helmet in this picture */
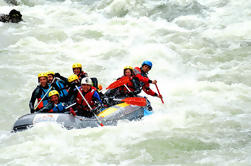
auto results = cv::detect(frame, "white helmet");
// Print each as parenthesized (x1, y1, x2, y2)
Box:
(81, 77, 93, 85)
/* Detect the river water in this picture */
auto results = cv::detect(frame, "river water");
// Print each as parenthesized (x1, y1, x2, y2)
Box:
(0, 0, 251, 165)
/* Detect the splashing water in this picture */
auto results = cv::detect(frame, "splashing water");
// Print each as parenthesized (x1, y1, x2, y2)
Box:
(1, 0, 251, 165)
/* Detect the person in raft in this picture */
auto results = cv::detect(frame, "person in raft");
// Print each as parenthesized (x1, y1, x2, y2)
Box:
(47, 71, 69, 102)
(39, 90, 67, 113)
(134, 61, 162, 98)
(74, 77, 103, 117)
(29, 73, 53, 113)
(105, 66, 141, 99)
(72, 63, 88, 81)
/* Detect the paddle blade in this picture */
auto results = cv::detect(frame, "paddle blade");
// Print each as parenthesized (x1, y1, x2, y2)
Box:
(106, 77, 130, 90)
(121, 97, 147, 106)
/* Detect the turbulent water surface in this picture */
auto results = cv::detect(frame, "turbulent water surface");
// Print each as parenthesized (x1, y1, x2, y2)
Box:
(1, 0, 251, 165)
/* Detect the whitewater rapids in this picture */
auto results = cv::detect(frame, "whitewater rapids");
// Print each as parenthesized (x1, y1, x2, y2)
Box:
(0, 0, 251, 165)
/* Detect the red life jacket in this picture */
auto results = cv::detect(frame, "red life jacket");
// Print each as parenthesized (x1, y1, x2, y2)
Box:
(134, 67, 150, 84)
(133, 67, 156, 96)
(76, 87, 96, 108)
(36, 98, 44, 110)
(118, 76, 135, 93)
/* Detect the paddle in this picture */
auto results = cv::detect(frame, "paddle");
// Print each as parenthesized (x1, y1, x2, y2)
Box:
(34, 78, 56, 110)
(36, 101, 77, 114)
(106, 76, 130, 90)
(113, 97, 147, 106)
(155, 83, 164, 104)
(65, 103, 77, 116)
(123, 84, 131, 92)
(75, 85, 104, 127)
(65, 103, 76, 109)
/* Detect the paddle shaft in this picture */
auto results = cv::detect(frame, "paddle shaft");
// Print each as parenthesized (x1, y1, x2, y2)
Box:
(34, 78, 56, 110)
(66, 103, 76, 109)
(124, 84, 131, 92)
(36, 101, 76, 114)
(155, 83, 164, 104)
(75, 85, 104, 126)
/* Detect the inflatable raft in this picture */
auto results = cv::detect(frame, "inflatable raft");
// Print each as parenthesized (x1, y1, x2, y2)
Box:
(13, 102, 152, 132)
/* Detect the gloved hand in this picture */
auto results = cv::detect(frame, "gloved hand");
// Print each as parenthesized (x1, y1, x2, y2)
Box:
(152, 80, 157, 84)
(158, 94, 162, 99)
(55, 73, 61, 78)
(69, 107, 76, 116)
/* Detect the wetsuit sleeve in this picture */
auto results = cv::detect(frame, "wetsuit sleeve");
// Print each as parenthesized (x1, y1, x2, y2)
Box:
(55, 73, 69, 86)
(92, 91, 104, 114)
(58, 75, 70, 86)
(93, 91, 103, 104)
(29, 86, 40, 113)
(142, 83, 157, 96)
(58, 76, 68, 85)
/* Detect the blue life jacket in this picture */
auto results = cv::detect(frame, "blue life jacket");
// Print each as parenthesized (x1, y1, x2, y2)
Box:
(51, 102, 65, 112)
(40, 86, 51, 106)
(55, 80, 68, 99)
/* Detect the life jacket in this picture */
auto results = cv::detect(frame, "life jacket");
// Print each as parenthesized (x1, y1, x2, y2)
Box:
(55, 80, 68, 99)
(118, 76, 135, 93)
(134, 67, 156, 96)
(37, 86, 51, 109)
(49, 102, 65, 113)
(76, 87, 96, 109)
(134, 67, 149, 86)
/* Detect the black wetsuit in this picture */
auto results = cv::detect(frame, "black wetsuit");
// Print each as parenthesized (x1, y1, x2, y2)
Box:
(29, 84, 52, 113)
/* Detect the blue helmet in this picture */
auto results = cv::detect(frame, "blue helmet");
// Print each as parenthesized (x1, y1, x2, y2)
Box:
(142, 60, 152, 69)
